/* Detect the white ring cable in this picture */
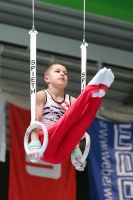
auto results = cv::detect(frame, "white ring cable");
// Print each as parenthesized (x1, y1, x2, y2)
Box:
(81, 0, 88, 92)
(80, 0, 90, 165)
(71, 0, 90, 169)
(24, 0, 48, 161)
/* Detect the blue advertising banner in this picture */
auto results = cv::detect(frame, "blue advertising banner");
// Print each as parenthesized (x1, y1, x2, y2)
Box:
(87, 116, 133, 200)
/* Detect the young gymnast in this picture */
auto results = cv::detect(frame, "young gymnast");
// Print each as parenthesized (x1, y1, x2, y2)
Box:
(28, 63, 114, 170)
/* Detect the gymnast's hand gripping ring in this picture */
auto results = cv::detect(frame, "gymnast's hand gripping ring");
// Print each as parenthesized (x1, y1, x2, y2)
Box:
(80, 133, 90, 163)
(71, 133, 90, 171)
(24, 120, 48, 160)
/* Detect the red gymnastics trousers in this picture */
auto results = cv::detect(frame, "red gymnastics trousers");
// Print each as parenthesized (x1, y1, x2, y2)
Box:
(39, 84, 108, 164)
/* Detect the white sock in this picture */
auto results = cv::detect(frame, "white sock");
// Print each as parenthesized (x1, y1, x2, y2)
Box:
(101, 69, 115, 87)
(98, 89, 106, 97)
(92, 68, 114, 97)
(88, 67, 107, 85)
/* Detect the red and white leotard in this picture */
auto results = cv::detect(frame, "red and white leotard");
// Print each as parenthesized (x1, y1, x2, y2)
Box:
(41, 90, 70, 127)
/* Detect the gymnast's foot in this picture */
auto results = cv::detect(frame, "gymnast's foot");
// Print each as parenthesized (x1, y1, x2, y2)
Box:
(98, 69, 114, 97)
(88, 67, 107, 86)
(101, 69, 114, 87)
(91, 68, 114, 97)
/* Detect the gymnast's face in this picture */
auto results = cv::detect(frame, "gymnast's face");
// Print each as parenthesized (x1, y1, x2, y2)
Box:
(44, 64, 68, 88)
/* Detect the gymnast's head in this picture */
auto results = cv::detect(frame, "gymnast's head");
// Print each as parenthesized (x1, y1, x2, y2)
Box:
(44, 62, 68, 88)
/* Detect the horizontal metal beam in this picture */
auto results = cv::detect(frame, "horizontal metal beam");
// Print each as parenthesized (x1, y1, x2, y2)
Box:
(0, 0, 133, 51)
(0, 23, 133, 69)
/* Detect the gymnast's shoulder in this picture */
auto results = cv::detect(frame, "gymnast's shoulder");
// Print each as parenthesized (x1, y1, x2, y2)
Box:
(36, 90, 46, 105)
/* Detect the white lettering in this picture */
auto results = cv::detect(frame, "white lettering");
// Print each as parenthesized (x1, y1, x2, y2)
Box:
(114, 124, 132, 150)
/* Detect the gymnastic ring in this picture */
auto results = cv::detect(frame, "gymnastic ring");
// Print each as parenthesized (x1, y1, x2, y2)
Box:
(71, 133, 90, 168)
(24, 120, 48, 158)
(80, 133, 90, 163)
(71, 133, 90, 170)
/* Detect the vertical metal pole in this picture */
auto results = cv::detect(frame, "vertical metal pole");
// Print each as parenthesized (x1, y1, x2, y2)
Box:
(81, 0, 88, 92)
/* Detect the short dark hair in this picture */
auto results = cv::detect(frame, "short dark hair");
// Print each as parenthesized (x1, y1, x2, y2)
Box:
(44, 62, 66, 76)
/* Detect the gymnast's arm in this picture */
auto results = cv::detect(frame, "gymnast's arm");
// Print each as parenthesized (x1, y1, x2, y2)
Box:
(30, 90, 46, 140)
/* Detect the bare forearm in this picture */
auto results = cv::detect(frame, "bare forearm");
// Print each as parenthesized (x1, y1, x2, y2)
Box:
(31, 127, 40, 140)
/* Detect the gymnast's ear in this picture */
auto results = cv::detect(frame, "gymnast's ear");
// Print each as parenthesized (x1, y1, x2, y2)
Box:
(44, 75, 50, 84)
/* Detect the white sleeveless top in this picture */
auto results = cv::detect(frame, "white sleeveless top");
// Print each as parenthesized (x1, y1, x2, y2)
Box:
(41, 90, 71, 127)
